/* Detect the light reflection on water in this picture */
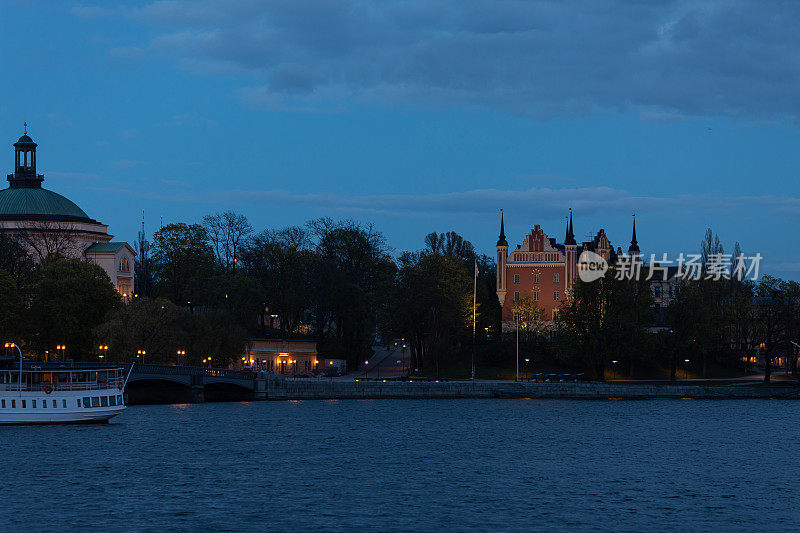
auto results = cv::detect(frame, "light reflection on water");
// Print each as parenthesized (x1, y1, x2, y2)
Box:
(2, 399, 799, 532)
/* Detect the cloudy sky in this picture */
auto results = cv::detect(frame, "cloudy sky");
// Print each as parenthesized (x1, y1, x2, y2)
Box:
(2, 0, 800, 276)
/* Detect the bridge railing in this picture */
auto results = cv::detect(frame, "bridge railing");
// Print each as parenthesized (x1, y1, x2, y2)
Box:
(24, 362, 255, 380)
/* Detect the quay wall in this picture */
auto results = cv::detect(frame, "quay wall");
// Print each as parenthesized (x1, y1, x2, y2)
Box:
(258, 378, 800, 401)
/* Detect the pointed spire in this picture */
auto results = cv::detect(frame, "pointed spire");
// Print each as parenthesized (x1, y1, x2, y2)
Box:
(23, 122, 27, 135)
(496, 209, 508, 247)
(565, 208, 576, 246)
(628, 213, 640, 254)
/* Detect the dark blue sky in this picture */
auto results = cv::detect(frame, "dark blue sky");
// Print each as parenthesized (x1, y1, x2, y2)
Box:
(2, 1, 799, 277)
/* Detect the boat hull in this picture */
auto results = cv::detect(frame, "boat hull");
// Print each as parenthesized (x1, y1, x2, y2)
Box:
(0, 388, 126, 425)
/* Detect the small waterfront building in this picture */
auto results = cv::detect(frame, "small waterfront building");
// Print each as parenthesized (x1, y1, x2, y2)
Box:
(242, 339, 320, 374)
(1, 127, 134, 298)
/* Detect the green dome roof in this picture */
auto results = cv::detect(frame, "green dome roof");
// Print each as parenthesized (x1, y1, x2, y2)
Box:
(0, 186, 93, 223)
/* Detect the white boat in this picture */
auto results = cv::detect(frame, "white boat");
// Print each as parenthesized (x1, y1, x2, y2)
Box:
(0, 355, 127, 425)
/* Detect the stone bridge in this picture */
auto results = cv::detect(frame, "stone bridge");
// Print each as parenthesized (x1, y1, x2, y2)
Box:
(34, 362, 265, 403)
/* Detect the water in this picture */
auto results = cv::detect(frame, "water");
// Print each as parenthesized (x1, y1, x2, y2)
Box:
(2, 399, 799, 532)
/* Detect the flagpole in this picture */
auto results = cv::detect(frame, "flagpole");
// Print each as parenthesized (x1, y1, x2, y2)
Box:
(472, 258, 477, 382)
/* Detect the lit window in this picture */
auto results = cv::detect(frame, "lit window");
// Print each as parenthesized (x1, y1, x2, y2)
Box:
(120, 257, 130, 272)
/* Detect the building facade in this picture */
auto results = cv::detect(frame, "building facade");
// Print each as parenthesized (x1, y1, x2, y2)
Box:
(1, 128, 134, 297)
(496, 210, 638, 330)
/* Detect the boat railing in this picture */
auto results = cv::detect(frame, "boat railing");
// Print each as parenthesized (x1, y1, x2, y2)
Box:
(0, 379, 125, 392)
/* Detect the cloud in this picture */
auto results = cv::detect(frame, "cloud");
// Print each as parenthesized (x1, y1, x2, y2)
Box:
(118, 128, 139, 139)
(111, 0, 800, 121)
(85, 183, 800, 220)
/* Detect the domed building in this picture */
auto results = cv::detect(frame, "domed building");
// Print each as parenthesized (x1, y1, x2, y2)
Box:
(0, 127, 134, 298)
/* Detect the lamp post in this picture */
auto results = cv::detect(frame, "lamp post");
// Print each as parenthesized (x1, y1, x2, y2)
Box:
(364, 360, 369, 379)
(56, 344, 66, 361)
(684, 358, 690, 380)
(524, 358, 531, 381)
(5, 342, 22, 392)
(176, 350, 185, 365)
(98, 345, 108, 361)
(137, 349, 147, 363)
(515, 313, 519, 382)
(612, 360, 618, 380)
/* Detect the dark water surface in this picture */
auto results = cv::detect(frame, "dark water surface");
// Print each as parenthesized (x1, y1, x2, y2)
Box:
(2, 399, 799, 532)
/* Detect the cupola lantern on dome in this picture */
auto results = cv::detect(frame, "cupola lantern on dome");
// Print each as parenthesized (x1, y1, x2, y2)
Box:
(9, 123, 44, 188)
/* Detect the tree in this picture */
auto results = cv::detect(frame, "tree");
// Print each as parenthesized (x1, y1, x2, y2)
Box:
(557, 268, 652, 380)
(94, 297, 187, 363)
(0, 268, 25, 343)
(242, 227, 313, 335)
(28, 258, 122, 359)
(15, 220, 82, 262)
(151, 223, 215, 311)
(307, 218, 395, 369)
(203, 211, 253, 273)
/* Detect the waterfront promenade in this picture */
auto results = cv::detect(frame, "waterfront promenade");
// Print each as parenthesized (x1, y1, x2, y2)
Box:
(121, 363, 800, 402)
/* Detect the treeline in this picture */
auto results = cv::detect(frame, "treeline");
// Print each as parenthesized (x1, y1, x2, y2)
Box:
(130, 214, 499, 370)
(553, 230, 800, 382)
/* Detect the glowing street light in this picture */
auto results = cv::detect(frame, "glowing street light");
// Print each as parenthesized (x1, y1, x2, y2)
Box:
(98, 345, 109, 360)
(611, 360, 618, 380)
(684, 359, 690, 380)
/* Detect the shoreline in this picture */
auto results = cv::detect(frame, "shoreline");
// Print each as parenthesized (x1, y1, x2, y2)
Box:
(253, 379, 800, 401)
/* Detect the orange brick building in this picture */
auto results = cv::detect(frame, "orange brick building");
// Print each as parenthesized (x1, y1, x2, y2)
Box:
(496, 210, 637, 329)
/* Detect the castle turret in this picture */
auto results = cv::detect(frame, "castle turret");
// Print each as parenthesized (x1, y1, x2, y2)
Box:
(628, 214, 640, 258)
(564, 208, 577, 288)
(496, 210, 508, 306)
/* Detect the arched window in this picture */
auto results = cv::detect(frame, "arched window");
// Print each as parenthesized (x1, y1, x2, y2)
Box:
(120, 257, 129, 272)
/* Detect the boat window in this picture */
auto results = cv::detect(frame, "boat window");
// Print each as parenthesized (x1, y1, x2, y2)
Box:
(91, 397, 100, 407)
(62, 399, 66, 408)
(52, 400, 57, 408)
(32, 400, 37, 408)
(101, 396, 109, 407)
(42, 400, 46, 408)
(1, 399, 4, 408)
(11, 400, 15, 408)
(21, 400, 26, 408)
(82, 397, 90, 408)
(109, 396, 116, 406)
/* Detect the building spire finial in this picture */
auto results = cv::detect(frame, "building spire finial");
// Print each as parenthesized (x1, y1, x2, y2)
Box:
(23, 122, 27, 135)
(496, 209, 508, 247)
(565, 207, 576, 246)
(628, 213, 640, 254)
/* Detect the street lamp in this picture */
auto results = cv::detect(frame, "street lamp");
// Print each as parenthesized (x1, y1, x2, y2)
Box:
(611, 360, 618, 380)
(5, 342, 22, 391)
(364, 360, 369, 379)
(176, 350, 185, 365)
(684, 358, 690, 380)
(137, 349, 147, 363)
(524, 358, 531, 381)
(56, 344, 66, 360)
(515, 313, 520, 382)
(98, 345, 109, 361)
